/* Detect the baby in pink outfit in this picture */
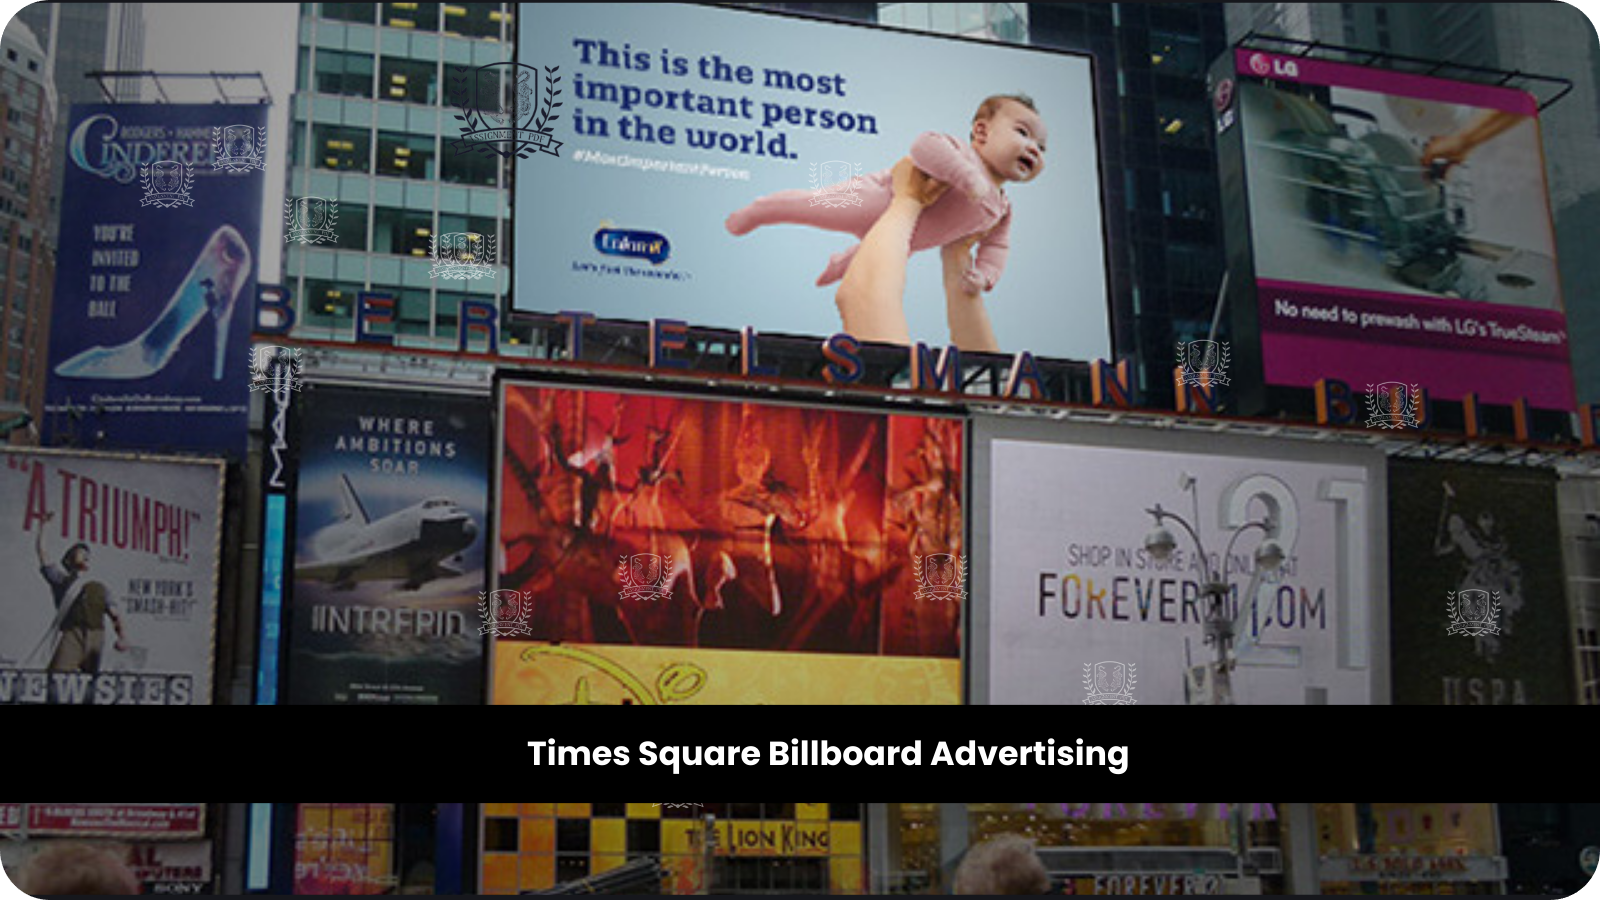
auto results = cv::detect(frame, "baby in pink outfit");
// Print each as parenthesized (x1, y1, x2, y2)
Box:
(726, 95, 1047, 294)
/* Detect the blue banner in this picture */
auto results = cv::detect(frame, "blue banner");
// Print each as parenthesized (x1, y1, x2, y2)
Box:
(44, 103, 268, 454)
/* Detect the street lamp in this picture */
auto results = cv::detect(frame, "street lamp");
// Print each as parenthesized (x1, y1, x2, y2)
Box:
(1143, 472, 1284, 704)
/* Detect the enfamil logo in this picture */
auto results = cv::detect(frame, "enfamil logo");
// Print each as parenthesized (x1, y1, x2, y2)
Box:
(595, 226, 671, 266)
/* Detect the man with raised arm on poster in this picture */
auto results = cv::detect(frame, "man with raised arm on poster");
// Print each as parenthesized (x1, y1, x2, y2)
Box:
(32, 510, 128, 675)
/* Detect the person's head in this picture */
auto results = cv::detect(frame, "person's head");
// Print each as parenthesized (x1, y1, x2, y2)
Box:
(63, 542, 91, 573)
(971, 94, 1048, 184)
(19, 843, 141, 895)
(953, 834, 1051, 895)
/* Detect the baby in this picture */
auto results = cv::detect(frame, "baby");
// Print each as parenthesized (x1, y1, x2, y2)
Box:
(726, 94, 1047, 294)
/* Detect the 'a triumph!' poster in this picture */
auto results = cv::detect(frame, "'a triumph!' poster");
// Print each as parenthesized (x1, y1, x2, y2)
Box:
(0, 449, 223, 705)
(43, 104, 268, 455)
(286, 386, 490, 705)
(1389, 458, 1573, 704)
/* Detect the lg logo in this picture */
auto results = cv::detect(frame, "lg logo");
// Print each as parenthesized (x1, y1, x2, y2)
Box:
(1248, 52, 1300, 79)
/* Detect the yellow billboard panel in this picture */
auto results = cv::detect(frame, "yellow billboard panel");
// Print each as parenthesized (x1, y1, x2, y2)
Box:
(493, 642, 960, 705)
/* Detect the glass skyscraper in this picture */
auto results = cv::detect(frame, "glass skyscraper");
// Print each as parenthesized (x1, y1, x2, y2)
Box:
(284, 2, 512, 344)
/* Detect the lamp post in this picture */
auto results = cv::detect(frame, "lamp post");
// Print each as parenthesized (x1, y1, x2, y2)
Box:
(1143, 473, 1284, 705)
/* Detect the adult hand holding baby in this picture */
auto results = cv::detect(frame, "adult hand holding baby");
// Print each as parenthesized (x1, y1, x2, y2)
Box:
(835, 158, 949, 344)
(891, 157, 951, 208)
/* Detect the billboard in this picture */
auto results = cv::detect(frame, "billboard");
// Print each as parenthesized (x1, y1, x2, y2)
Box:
(0, 803, 207, 838)
(285, 386, 490, 705)
(0, 449, 222, 705)
(0, 839, 212, 895)
(1388, 458, 1573, 704)
(971, 417, 1386, 704)
(493, 642, 959, 704)
(511, 3, 1107, 358)
(1557, 476, 1600, 704)
(295, 803, 395, 895)
(43, 104, 268, 453)
(1220, 50, 1573, 410)
(493, 382, 964, 703)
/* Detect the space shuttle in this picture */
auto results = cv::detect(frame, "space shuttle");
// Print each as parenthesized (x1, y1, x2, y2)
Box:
(296, 474, 479, 590)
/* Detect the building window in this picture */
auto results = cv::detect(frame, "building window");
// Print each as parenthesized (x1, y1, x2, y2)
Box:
(334, 206, 369, 250)
(384, 2, 440, 32)
(440, 142, 501, 187)
(377, 131, 437, 180)
(372, 206, 434, 257)
(437, 213, 497, 247)
(374, 284, 433, 336)
(312, 123, 372, 173)
(302, 279, 364, 329)
(1149, 31, 1204, 78)
(320, 3, 377, 25)
(314, 49, 375, 99)
(379, 56, 437, 104)
(445, 3, 505, 40)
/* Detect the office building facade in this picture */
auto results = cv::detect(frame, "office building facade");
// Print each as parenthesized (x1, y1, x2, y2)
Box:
(284, 2, 512, 344)
(15, 2, 144, 236)
(0, 18, 58, 435)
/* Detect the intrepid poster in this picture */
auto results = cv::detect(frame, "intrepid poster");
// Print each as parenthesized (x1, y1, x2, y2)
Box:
(493, 383, 964, 704)
(285, 386, 490, 705)
(0, 449, 223, 705)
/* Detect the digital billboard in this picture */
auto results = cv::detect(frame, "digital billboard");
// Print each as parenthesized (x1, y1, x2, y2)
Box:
(1388, 458, 1573, 705)
(294, 803, 395, 895)
(970, 416, 1387, 705)
(285, 386, 490, 705)
(0, 449, 223, 705)
(510, 3, 1107, 358)
(44, 104, 268, 453)
(492, 382, 964, 704)
(1218, 49, 1573, 411)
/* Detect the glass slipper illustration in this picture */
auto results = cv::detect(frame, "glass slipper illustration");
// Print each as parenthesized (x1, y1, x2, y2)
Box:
(55, 224, 252, 382)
